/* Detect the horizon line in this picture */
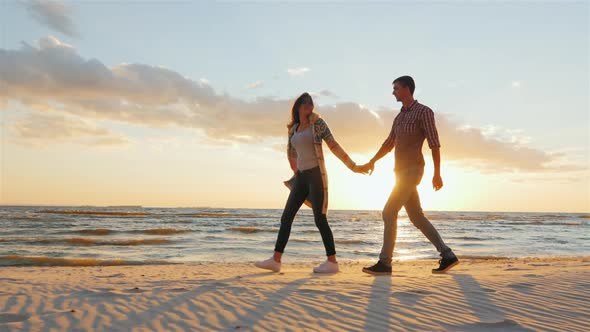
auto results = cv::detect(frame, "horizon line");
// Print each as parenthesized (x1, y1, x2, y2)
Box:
(0, 204, 588, 215)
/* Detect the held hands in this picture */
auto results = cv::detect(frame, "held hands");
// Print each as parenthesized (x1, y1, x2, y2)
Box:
(352, 161, 375, 175)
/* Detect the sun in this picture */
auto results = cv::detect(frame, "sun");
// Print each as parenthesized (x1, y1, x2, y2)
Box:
(326, 155, 473, 212)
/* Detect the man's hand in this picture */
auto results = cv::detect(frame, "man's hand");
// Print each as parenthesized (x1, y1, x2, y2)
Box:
(364, 161, 375, 175)
(353, 165, 369, 174)
(356, 162, 375, 175)
(432, 173, 443, 191)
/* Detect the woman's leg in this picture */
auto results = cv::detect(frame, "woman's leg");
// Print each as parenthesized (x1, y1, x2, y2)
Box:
(273, 172, 308, 261)
(308, 167, 336, 262)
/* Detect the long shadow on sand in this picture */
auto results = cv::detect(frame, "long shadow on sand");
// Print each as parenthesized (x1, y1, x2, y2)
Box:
(448, 274, 534, 332)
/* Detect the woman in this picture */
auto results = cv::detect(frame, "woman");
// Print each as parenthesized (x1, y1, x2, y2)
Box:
(255, 92, 364, 273)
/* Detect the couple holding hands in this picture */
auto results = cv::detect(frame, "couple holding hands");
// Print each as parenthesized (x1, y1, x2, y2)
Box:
(255, 76, 459, 275)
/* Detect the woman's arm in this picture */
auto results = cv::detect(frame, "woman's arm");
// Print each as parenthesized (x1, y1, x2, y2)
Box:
(318, 119, 357, 171)
(326, 137, 356, 170)
(287, 142, 298, 173)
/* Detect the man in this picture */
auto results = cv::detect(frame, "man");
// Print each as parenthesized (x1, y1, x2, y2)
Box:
(360, 76, 459, 275)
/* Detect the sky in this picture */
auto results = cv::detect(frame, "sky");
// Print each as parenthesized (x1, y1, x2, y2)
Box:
(1, 0, 589, 212)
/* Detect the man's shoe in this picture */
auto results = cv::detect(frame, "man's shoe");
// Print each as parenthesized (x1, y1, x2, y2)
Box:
(362, 261, 392, 275)
(432, 255, 459, 274)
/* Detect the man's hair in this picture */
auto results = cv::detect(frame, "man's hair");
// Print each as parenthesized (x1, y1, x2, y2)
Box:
(393, 76, 415, 94)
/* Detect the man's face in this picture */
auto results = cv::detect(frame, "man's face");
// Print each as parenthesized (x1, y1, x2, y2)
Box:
(392, 82, 409, 101)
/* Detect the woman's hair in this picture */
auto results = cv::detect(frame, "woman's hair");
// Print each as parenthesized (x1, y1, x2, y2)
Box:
(287, 92, 314, 130)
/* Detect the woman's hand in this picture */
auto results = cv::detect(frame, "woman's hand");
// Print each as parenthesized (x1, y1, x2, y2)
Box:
(353, 163, 372, 175)
(354, 162, 374, 175)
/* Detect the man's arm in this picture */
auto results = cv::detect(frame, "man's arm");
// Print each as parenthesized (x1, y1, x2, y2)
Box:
(422, 108, 443, 191)
(361, 118, 397, 174)
(369, 142, 393, 165)
(356, 139, 393, 175)
(432, 147, 443, 191)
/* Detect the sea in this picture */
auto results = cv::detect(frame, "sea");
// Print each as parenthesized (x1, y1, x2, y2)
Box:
(0, 206, 588, 266)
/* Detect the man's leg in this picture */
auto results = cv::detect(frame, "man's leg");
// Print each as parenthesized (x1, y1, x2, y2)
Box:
(378, 179, 416, 267)
(404, 189, 452, 257)
(403, 183, 459, 273)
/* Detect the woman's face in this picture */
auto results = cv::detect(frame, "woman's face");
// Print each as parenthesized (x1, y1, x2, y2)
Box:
(299, 98, 314, 117)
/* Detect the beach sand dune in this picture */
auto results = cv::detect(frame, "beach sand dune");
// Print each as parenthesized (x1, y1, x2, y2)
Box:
(0, 257, 588, 331)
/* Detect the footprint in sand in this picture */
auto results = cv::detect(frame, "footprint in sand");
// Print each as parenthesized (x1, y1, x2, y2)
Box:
(466, 287, 496, 293)
(0, 313, 30, 324)
(77, 289, 129, 298)
(392, 289, 433, 299)
(392, 290, 433, 306)
(121, 287, 148, 293)
(406, 289, 433, 295)
(167, 287, 189, 292)
(507, 282, 535, 292)
(95, 273, 125, 278)
(447, 319, 531, 331)
(0, 278, 18, 282)
(474, 319, 528, 330)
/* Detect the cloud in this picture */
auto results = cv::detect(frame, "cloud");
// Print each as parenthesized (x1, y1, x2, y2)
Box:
(435, 116, 555, 172)
(287, 67, 310, 77)
(310, 89, 338, 99)
(9, 112, 130, 147)
(0, 36, 580, 172)
(22, 0, 78, 37)
(245, 80, 263, 89)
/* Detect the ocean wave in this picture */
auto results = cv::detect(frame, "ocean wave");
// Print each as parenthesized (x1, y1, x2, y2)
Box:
(176, 213, 259, 218)
(64, 228, 192, 236)
(291, 238, 314, 243)
(505, 221, 584, 226)
(0, 255, 176, 266)
(335, 239, 365, 245)
(38, 210, 148, 216)
(457, 243, 486, 247)
(457, 255, 510, 260)
(70, 238, 170, 246)
(77, 229, 114, 235)
(32, 238, 173, 246)
(290, 239, 366, 245)
(131, 228, 193, 235)
(448, 236, 500, 241)
(37, 210, 262, 219)
(460, 215, 507, 221)
(0, 215, 41, 220)
(227, 227, 275, 234)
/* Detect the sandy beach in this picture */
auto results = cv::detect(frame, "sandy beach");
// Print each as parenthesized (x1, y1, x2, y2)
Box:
(1, 256, 588, 331)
